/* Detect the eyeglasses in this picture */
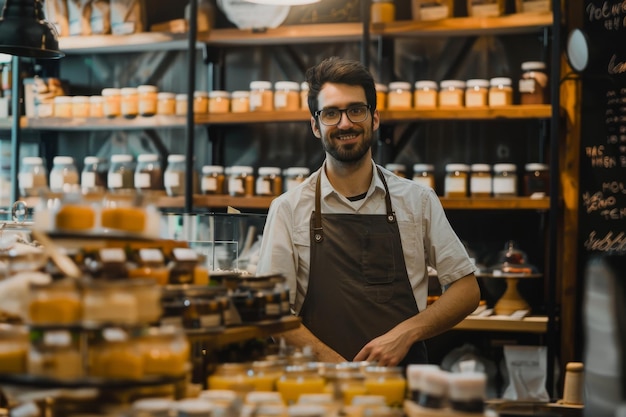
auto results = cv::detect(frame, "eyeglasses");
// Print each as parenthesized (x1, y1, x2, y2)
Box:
(314, 104, 371, 126)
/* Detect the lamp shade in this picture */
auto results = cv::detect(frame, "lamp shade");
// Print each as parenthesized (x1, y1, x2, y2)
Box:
(0, 0, 64, 59)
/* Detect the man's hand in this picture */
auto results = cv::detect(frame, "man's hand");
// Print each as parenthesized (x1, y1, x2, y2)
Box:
(353, 325, 415, 366)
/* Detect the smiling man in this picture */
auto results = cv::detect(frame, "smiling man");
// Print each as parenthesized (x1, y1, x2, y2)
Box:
(256, 57, 480, 366)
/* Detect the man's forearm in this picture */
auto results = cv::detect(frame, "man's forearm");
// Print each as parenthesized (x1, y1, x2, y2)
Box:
(276, 323, 347, 363)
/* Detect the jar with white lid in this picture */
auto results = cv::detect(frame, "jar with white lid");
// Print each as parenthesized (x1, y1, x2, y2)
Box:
(283, 167, 310, 192)
(102, 88, 122, 118)
(175, 94, 188, 115)
(201, 165, 225, 195)
(519, 61, 548, 105)
(448, 372, 486, 413)
(89, 95, 104, 117)
(470, 163, 492, 198)
(194, 91, 209, 114)
(493, 163, 518, 197)
(385, 163, 407, 178)
(256, 167, 283, 196)
(132, 398, 174, 417)
(413, 0, 453, 20)
(49, 156, 79, 194)
(523, 162, 549, 197)
(414, 81, 438, 108)
(250, 81, 273, 112)
(465, 79, 490, 108)
(157, 92, 176, 115)
(375, 83, 388, 110)
(120, 87, 139, 119)
(231, 91, 250, 113)
(467, 0, 504, 17)
(138, 85, 158, 117)
(300, 82, 309, 110)
(71, 96, 90, 118)
(208, 90, 231, 114)
(53, 96, 72, 117)
(417, 368, 449, 409)
(108, 154, 135, 192)
(444, 163, 470, 198)
(439, 80, 465, 108)
(228, 165, 254, 197)
(81, 156, 108, 194)
(135, 154, 164, 193)
(516, 0, 550, 13)
(412, 163, 435, 190)
(164, 154, 188, 197)
(387, 81, 412, 110)
(488, 77, 513, 107)
(274, 81, 300, 111)
(19, 156, 48, 197)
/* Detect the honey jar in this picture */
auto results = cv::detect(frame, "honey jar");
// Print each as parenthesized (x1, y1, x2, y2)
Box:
(53, 96, 72, 117)
(250, 81, 274, 112)
(201, 165, 226, 195)
(412, 163, 435, 190)
(488, 77, 513, 107)
(194, 91, 209, 114)
(470, 163, 492, 198)
(277, 364, 326, 405)
(523, 163, 549, 197)
(70, 96, 89, 118)
(228, 165, 255, 197)
(102, 88, 122, 118)
(444, 163, 469, 197)
(175, 93, 188, 115)
(157, 92, 176, 115)
(465, 79, 489, 108)
(19, 156, 48, 197)
(493, 163, 518, 197)
(375, 83, 388, 110)
(362, 366, 407, 407)
(284, 167, 310, 192)
(519, 61, 548, 105)
(138, 84, 158, 116)
(121, 87, 139, 118)
(88, 95, 104, 117)
(467, 0, 504, 17)
(387, 81, 412, 110)
(231, 90, 250, 113)
(414, 81, 438, 108)
(209, 90, 231, 113)
(256, 166, 283, 196)
(439, 80, 465, 108)
(274, 81, 300, 111)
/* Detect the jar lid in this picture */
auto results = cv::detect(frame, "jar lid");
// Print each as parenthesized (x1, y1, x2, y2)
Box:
(157, 92, 176, 99)
(175, 93, 188, 100)
(88, 95, 104, 103)
(120, 87, 138, 95)
(385, 163, 406, 172)
(440, 80, 466, 89)
(375, 83, 388, 92)
(83, 156, 101, 165)
(167, 154, 185, 163)
(274, 81, 300, 91)
(521, 61, 546, 71)
(490, 77, 512, 87)
(470, 163, 491, 172)
(300, 81, 309, 91)
(132, 398, 174, 412)
(415, 80, 438, 90)
(258, 166, 281, 176)
(525, 162, 549, 171)
(419, 368, 450, 396)
(194, 91, 208, 98)
(202, 165, 224, 174)
(71, 95, 89, 103)
(466, 79, 490, 88)
(447, 372, 486, 401)
(174, 398, 214, 414)
(137, 85, 158, 93)
(231, 90, 250, 99)
(209, 90, 231, 98)
(53, 95, 72, 103)
(101, 88, 121, 96)
(388, 81, 412, 91)
(288, 405, 326, 417)
(284, 167, 310, 176)
(137, 153, 159, 163)
(53, 156, 74, 165)
(230, 165, 254, 175)
(413, 163, 434, 172)
(110, 154, 133, 163)
(22, 156, 43, 165)
(493, 163, 517, 172)
(250, 80, 273, 90)
(445, 163, 470, 172)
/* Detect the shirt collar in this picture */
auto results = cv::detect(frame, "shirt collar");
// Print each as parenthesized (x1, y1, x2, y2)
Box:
(319, 159, 386, 200)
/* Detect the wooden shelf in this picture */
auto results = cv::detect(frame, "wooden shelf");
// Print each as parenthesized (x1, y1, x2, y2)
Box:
(186, 316, 301, 347)
(157, 195, 277, 210)
(453, 315, 548, 333)
(380, 105, 552, 121)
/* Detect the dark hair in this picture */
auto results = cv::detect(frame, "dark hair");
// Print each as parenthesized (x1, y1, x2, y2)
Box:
(305, 57, 377, 117)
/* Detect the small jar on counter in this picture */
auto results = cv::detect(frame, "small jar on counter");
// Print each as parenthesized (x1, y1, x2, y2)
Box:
(439, 80, 465, 108)
(470, 163, 492, 198)
(300, 82, 309, 110)
(523, 163, 549, 197)
(102, 88, 122, 118)
(444, 163, 469, 198)
(157, 92, 176, 115)
(375, 83, 388, 110)
(194, 91, 209, 114)
(465, 79, 490, 108)
(138, 85, 158, 117)
(385, 163, 407, 178)
(164, 154, 188, 197)
(250, 81, 274, 112)
(418, 368, 449, 409)
(414, 0, 453, 20)
(448, 372, 486, 413)
(414, 81, 438, 109)
(120, 87, 139, 119)
(201, 165, 226, 195)
(19, 156, 48, 197)
(81, 156, 108, 194)
(412, 163, 435, 190)
(488, 77, 513, 107)
(274, 81, 300, 111)
(175, 93, 188, 115)
(71, 96, 90, 118)
(256, 167, 283, 196)
(363, 366, 407, 407)
(53, 96, 72, 117)
(387, 81, 412, 110)
(228, 165, 255, 197)
(107, 154, 135, 193)
(88, 95, 104, 117)
(519, 61, 548, 105)
(493, 163, 518, 197)
(283, 167, 310, 192)
(209, 90, 231, 114)
(231, 91, 250, 113)
(49, 156, 79, 193)
(135, 153, 164, 193)
(276, 364, 326, 405)
(371, 0, 395, 23)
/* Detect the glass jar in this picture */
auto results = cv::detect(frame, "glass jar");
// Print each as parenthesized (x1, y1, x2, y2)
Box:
(523, 163, 549, 197)
(249, 360, 285, 391)
(414, 81, 438, 108)
(406, 364, 440, 403)
(444, 163, 469, 198)
(493, 163, 518, 197)
(138, 326, 190, 377)
(70, 96, 90, 118)
(49, 156, 79, 193)
(53, 96, 72, 117)
(138, 84, 158, 117)
(439, 80, 465, 108)
(375, 83, 388, 110)
(274, 81, 300, 111)
(194, 91, 209, 114)
(157, 92, 176, 115)
(465, 79, 489, 108)
(127, 248, 170, 286)
(89, 95, 104, 117)
(208, 363, 253, 392)
(413, 0, 453, 20)
(161, 285, 225, 329)
(256, 166, 283, 196)
(516, 0, 550, 13)
(201, 165, 226, 195)
(467, 0, 504, 17)
(81, 156, 107, 194)
(470, 163, 492, 198)
(519, 61, 548, 105)
(362, 366, 407, 407)
(89, 329, 143, 379)
(175, 93, 188, 115)
(412, 163, 435, 190)
(83, 279, 140, 325)
(29, 279, 82, 324)
(385, 163, 407, 178)
(418, 368, 449, 409)
(284, 167, 310, 192)
(228, 165, 255, 197)
(102, 87, 122, 118)
(164, 154, 187, 197)
(371, 0, 395, 23)
(231, 90, 250, 113)
(0, 324, 28, 374)
(19, 156, 48, 197)
(132, 398, 175, 417)
(448, 372, 486, 413)
(300, 82, 309, 110)
(107, 154, 135, 192)
(29, 328, 83, 379)
(488, 77, 513, 107)
(277, 364, 326, 405)
(250, 81, 274, 112)
(120, 87, 139, 118)
(387, 81, 412, 110)
(208, 90, 231, 114)
(135, 153, 164, 193)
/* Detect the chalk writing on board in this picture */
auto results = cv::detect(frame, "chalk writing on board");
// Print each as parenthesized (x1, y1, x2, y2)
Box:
(586, 1, 626, 30)
(584, 230, 626, 252)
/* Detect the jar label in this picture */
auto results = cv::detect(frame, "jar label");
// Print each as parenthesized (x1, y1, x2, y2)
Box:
(519, 78, 537, 93)
(81, 172, 96, 188)
(139, 248, 164, 263)
(388, 92, 412, 109)
(471, 177, 492, 193)
(250, 93, 263, 110)
(493, 177, 516, 194)
(469, 3, 500, 17)
(275, 93, 287, 109)
(50, 172, 64, 190)
(439, 91, 463, 107)
(445, 176, 466, 193)
(19, 173, 34, 188)
(135, 172, 151, 188)
(229, 178, 245, 195)
(256, 178, 272, 195)
(489, 91, 509, 106)
(108, 172, 123, 188)
(164, 171, 180, 187)
(100, 248, 126, 263)
(415, 92, 437, 108)
(466, 92, 487, 107)
(419, 5, 449, 21)
(202, 176, 217, 192)
(44, 330, 71, 346)
(413, 176, 434, 189)
(520, 0, 550, 13)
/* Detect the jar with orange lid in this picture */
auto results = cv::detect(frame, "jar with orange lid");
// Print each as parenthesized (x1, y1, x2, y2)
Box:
(102, 87, 122, 118)
(363, 366, 407, 407)
(274, 81, 300, 111)
(88, 95, 104, 117)
(256, 166, 283, 196)
(231, 90, 250, 113)
(120, 87, 139, 118)
(277, 364, 326, 405)
(209, 90, 231, 113)
(201, 165, 226, 195)
(175, 93, 188, 115)
(300, 82, 309, 110)
(157, 92, 176, 115)
(387, 81, 412, 110)
(465, 79, 489, 108)
(138, 84, 158, 117)
(53, 96, 72, 117)
(250, 81, 274, 112)
(519, 61, 548, 105)
(444, 163, 469, 197)
(71, 96, 89, 118)
(488, 77, 513, 107)
(375, 83, 388, 110)
(228, 165, 255, 197)
(371, 0, 395, 23)
(414, 81, 438, 108)
(194, 91, 209, 114)
(467, 0, 504, 16)
(412, 163, 435, 190)
(439, 80, 465, 108)
(470, 163, 492, 198)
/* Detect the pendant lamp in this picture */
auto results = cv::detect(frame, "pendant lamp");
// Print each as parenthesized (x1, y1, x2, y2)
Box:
(0, 0, 64, 59)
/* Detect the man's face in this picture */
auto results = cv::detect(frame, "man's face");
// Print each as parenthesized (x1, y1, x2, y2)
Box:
(311, 83, 380, 164)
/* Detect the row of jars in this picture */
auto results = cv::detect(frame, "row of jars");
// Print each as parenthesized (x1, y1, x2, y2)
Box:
(378, 62, 548, 111)
(19, 155, 311, 198)
(388, 162, 550, 198)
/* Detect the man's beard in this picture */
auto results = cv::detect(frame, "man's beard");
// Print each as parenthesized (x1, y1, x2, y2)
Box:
(322, 127, 374, 164)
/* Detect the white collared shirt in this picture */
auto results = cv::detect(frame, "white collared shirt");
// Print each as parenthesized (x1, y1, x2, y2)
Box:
(256, 159, 476, 314)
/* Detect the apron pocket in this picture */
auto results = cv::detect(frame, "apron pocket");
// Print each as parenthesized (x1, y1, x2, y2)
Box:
(361, 233, 396, 303)
(364, 283, 394, 303)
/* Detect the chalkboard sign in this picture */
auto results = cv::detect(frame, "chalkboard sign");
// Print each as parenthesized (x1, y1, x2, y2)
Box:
(578, 0, 626, 270)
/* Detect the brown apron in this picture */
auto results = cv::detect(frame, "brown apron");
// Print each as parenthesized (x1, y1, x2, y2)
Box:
(299, 166, 428, 365)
